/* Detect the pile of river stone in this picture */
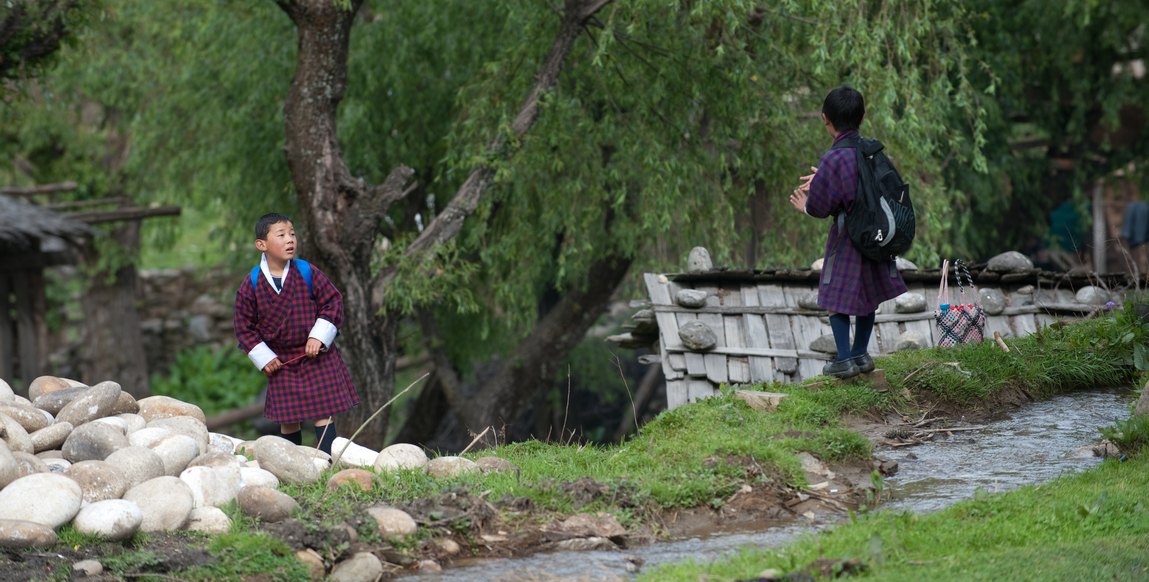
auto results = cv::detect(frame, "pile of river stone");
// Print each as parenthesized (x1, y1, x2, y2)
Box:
(0, 375, 515, 581)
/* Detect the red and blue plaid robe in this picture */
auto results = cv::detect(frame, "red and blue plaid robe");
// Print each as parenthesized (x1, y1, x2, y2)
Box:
(806, 130, 908, 315)
(233, 260, 359, 423)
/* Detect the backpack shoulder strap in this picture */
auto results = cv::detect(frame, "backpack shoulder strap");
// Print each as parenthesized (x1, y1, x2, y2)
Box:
(250, 261, 313, 297)
(294, 259, 314, 297)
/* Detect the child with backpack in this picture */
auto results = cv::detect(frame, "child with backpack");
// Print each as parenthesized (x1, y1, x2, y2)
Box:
(233, 212, 359, 454)
(788, 86, 910, 379)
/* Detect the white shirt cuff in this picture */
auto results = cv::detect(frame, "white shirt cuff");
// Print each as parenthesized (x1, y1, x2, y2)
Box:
(248, 342, 278, 370)
(309, 318, 337, 349)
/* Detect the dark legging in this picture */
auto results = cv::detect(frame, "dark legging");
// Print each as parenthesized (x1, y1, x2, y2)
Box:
(829, 312, 876, 361)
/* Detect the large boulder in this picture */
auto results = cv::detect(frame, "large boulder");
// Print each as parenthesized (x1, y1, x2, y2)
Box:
(135, 396, 206, 424)
(123, 476, 195, 532)
(374, 443, 428, 472)
(0, 473, 83, 528)
(61, 422, 129, 462)
(56, 381, 122, 427)
(253, 435, 321, 485)
(72, 499, 143, 541)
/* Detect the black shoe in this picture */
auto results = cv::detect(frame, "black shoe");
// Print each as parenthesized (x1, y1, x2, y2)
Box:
(853, 353, 875, 373)
(823, 359, 859, 379)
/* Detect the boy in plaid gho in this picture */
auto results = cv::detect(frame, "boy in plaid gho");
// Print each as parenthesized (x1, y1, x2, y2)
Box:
(233, 213, 359, 454)
(788, 86, 908, 379)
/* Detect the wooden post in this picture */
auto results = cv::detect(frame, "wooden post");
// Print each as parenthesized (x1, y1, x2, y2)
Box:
(12, 269, 44, 384)
(1093, 182, 1107, 273)
(0, 274, 12, 381)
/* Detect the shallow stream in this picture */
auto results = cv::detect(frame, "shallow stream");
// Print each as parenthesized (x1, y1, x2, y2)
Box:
(412, 388, 1134, 581)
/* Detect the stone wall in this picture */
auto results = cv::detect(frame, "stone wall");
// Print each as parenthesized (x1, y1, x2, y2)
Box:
(136, 267, 244, 376)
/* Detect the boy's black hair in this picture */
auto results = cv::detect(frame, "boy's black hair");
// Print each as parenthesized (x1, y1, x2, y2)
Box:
(255, 212, 293, 240)
(822, 85, 865, 132)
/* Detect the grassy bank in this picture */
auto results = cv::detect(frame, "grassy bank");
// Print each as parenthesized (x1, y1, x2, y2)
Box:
(641, 453, 1149, 581)
(61, 306, 1146, 580)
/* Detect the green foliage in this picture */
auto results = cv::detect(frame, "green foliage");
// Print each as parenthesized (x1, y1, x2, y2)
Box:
(878, 315, 1137, 404)
(0, 1, 98, 83)
(1101, 414, 1149, 456)
(944, 0, 1149, 259)
(150, 345, 265, 416)
(177, 532, 309, 581)
(642, 454, 1149, 581)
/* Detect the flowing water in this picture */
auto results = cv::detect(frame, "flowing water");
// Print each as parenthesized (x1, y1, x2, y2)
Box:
(411, 389, 1134, 581)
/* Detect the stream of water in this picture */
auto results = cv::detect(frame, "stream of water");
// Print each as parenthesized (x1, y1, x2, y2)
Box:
(411, 388, 1134, 581)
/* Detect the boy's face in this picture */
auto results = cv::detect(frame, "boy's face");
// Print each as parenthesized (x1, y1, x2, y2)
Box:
(255, 220, 296, 264)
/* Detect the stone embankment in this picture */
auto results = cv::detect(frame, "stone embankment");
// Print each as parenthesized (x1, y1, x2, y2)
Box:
(0, 375, 513, 581)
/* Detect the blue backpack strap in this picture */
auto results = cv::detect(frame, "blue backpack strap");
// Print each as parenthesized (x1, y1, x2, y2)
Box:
(294, 259, 314, 297)
(250, 260, 313, 297)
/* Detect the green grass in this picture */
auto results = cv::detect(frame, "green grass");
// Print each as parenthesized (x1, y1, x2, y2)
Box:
(641, 454, 1149, 581)
(272, 381, 883, 528)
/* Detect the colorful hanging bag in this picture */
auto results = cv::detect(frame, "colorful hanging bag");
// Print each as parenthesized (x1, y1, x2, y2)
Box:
(935, 258, 986, 347)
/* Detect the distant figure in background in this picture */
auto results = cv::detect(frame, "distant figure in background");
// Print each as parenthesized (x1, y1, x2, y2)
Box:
(1121, 200, 1149, 274)
(788, 85, 908, 379)
(233, 213, 359, 455)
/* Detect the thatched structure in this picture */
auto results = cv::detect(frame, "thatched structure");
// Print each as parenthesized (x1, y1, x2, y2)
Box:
(0, 194, 92, 384)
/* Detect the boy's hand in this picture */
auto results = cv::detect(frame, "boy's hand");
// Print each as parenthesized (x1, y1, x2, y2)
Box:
(789, 188, 808, 213)
(797, 166, 817, 192)
(262, 358, 283, 377)
(306, 338, 324, 357)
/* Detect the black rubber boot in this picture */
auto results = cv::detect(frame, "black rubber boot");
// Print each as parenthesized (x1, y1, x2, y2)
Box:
(853, 353, 875, 373)
(823, 358, 860, 379)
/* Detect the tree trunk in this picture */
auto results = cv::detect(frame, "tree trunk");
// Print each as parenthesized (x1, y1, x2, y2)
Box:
(79, 221, 149, 397)
(450, 254, 633, 442)
(276, 0, 613, 449)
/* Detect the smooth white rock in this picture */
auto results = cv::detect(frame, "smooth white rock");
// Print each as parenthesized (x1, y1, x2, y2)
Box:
(180, 464, 242, 508)
(0, 414, 33, 454)
(148, 433, 200, 476)
(425, 456, 479, 478)
(254, 435, 320, 485)
(93, 416, 128, 434)
(331, 437, 378, 468)
(61, 422, 130, 462)
(56, 381, 122, 427)
(0, 442, 19, 488)
(72, 499, 142, 541)
(366, 506, 418, 537)
(208, 432, 242, 455)
(374, 443, 428, 472)
(64, 460, 130, 504)
(103, 446, 166, 489)
(149, 417, 210, 456)
(122, 476, 195, 532)
(127, 426, 174, 449)
(239, 466, 280, 490)
(0, 519, 57, 548)
(186, 506, 232, 534)
(0, 473, 83, 527)
(116, 413, 147, 434)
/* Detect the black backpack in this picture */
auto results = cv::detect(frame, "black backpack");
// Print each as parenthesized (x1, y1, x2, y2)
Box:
(830, 136, 915, 262)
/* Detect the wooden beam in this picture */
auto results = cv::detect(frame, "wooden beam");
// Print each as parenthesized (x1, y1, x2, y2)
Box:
(68, 205, 181, 224)
(43, 197, 132, 211)
(0, 182, 78, 197)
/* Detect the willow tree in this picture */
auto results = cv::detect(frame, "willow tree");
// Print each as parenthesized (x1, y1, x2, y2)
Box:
(265, 0, 992, 448)
(11, 1, 992, 449)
